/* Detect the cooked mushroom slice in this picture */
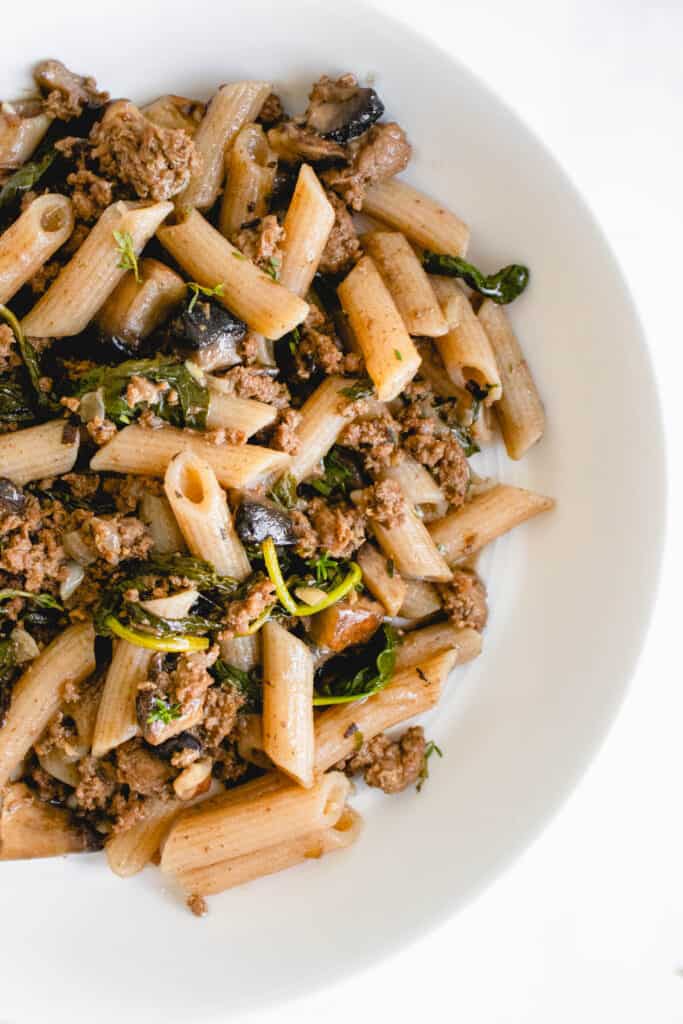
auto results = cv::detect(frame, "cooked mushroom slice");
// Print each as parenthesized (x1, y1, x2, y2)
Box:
(235, 496, 296, 547)
(305, 75, 385, 144)
(154, 731, 204, 762)
(169, 297, 246, 370)
(267, 123, 346, 165)
(309, 595, 384, 652)
(0, 477, 26, 513)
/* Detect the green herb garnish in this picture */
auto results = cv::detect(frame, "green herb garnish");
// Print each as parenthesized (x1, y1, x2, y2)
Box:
(0, 590, 63, 616)
(264, 257, 280, 281)
(310, 447, 356, 499)
(394, 349, 403, 361)
(0, 304, 55, 410)
(213, 659, 262, 712)
(313, 625, 400, 705)
(146, 696, 182, 725)
(340, 377, 375, 401)
(187, 281, 225, 313)
(268, 472, 298, 509)
(309, 552, 339, 584)
(286, 326, 300, 356)
(416, 739, 443, 792)
(423, 251, 529, 304)
(0, 143, 57, 212)
(113, 230, 142, 283)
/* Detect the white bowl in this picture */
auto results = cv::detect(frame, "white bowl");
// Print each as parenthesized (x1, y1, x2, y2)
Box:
(1, 3, 665, 1021)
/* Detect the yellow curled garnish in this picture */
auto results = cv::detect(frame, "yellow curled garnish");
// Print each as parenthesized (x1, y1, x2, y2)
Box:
(236, 604, 273, 637)
(105, 615, 209, 652)
(262, 537, 361, 618)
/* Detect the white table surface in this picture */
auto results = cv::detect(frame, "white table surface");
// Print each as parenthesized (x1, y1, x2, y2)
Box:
(246, 1, 683, 1021)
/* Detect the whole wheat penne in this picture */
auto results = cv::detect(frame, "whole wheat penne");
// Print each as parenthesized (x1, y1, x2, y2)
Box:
(362, 231, 447, 337)
(358, 483, 452, 582)
(0, 783, 95, 860)
(314, 650, 458, 774)
(235, 713, 271, 769)
(362, 179, 470, 256)
(139, 493, 187, 554)
(356, 542, 407, 616)
(157, 209, 308, 339)
(430, 277, 502, 403)
(164, 450, 250, 580)
(179, 81, 272, 211)
(394, 623, 482, 671)
(0, 622, 95, 789)
(91, 589, 198, 758)
(380, 454, 445, 507)
(219, 123, 277, 239)
(0, 194, 74, 304)
(0, 419, 79, 485)
(219, 633, 260, 670)
(90, 423, 290, 488)
(477, 298, 545, 459)
(262, 620, 315, 788)
(160, 771, 349, 875)
(428, 484, 555, 562)
(415, 339, 462, 398)
(96, 257, 186, 343)
(0, 103, 52, 169)
(279, 165, 335, 297)
(338, 255, 421, 401)
(175, 805, 362, 896)
(287, 375, 358, 482)
(142, 94, 205, 135)
(206, 385, 278, 437)
(399, 578, 442, 619)
(21, 200, 173, 338)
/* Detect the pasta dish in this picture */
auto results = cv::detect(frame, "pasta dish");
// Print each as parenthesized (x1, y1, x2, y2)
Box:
(0, 62, 553, 915)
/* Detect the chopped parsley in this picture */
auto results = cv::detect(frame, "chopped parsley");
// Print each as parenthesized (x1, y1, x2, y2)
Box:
(394, 348, 403, 361)
(146, 697, 182, 725)
(187, 281, 225, 313)
(264, 257, 280, 281)
(416, 739, 443, 792)
(340, 377, 375, 401)
(113, 230, 141, 283)
(310, 447, 357, 499)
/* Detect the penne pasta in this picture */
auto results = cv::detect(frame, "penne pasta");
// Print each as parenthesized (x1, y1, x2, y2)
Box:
(235, 713, 272, 769)
(164, 450, 251, 580)
(219, 123, 277, 239)
(21, 200, 173, 338)
(157, 208, 309, 339)
(314, 649, 458, 774)
(287, 375, 358, 482)
(96, 257, 186, 343)
(139, 492, 187, 554)
(160, 771, 350, 875)
(428, 484, 555, 562)
(206, 382, 278, 437)
(430, 276, 502, 403)
(262, 620, 315, 788)
(142, 94, 205, 136)
(0, 783, 95, 861)
(279, 164, 335, 297)
(399, 578, 442, 620)
(337, 254, 421, 401)
(380, 453, 445, 507)
(0, 102, 52, 169)
(0, 194, 74, 304)
(219, 633, 260, 671)
(179, 81, 272, 211)
(357, 483, 452, 582)
(0, 622, 95, 789)
(91, 589, 198, 758)
(356, 542, 407, 616)
(477, 298, 546, 460)
(394, 622, 482, 670)
(90, 423, 291, 489)
(362, 231, 447, 337)
(362, 178, 470, 256)
(0, 419, 79, 485)
(175, 805, 362, 896)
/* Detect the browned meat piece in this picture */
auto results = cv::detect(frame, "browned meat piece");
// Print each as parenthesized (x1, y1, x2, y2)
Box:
(232, 214, 285, 269)
(357, 479, 407, 528)
(74, 755, 117, 811)
(268, 122, 346, 164)
(309, 594, 384, 651)
(340, 413, 400, 473)
(318, 192, 362, 275)
(438, 569, 488, 631)
(257, 92, 284, 127)
(217, 580, 276, 642)
(214, 366, 290, 408)
(337, 726, 426, 793)
(115, 738, 172, 796)
(34, 59, 109, 120)
(0, 324, 20, 373)
(125, 375, 171, 409)
(323, 122, 411, 210)
(67, 168, 113, 222)
(90, 100, 200, 201)
(291, 499, 366, 560)
(186, 894, 208, 917)
(200, 685, 245, 748)
(404, 427, 470, 507)
(138, 646, 219, 745)
(0, 494, 68, 593)
(86, 514, 152, 566)
(270, 408, 301, 454)
(102, 474, 163, 513)
(86, 416, 117, 446)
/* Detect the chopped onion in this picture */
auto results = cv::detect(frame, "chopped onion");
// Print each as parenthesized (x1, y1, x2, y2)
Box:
(60, 560, 85, 601)
(78, 387, 105, 423)
(63, 530, 96, 566)
(10, 626, 39, 664)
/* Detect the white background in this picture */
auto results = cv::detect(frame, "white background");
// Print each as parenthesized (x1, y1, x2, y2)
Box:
(248, 1, 683, 1021)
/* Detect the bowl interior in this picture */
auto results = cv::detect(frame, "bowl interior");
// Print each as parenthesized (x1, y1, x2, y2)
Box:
(1, 3, 665, 1021)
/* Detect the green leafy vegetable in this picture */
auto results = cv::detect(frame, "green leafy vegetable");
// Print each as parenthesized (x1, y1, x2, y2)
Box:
(187, 281, 225, 313)
(310, 447, 357, 499)
(309, 552, 339, 584)
(213, 659, 262, 712)
(465, 380, 491, 424)
(422, 251, 529, 304)
(0, 590, 62, 617)
(71, 356, 209, 429)
(394, 349, 403, 361)
(0, 143, 57, 212)
(143, 553, 239, 596)
(113, 230, 141, 283)
(386, 558, 395, 578)
(313, 625, 400, 705)
(0, 304, 55, 410)
(268, 473, 298, 509)
(449, 421, 479, 458)
(0, 378, 35, 425)
(340, 377, 375, 401)
(146, 696, 182, 725)
(263, 257, 280, 281)
(416, 739, 443, 792)
(286, 326, 300, 356)
(0, 637, 17, 725)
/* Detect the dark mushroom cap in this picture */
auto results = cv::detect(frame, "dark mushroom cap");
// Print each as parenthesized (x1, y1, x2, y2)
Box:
(170, 298, 246, 353)
(235, 496, 296, 546)
(154, 732, 204, 761)
(306, 87, 385, 144)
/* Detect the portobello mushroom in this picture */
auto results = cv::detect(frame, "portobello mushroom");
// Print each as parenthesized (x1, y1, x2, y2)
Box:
(235, 496, 296, 546)
(169, 297, 246, 371)
(148, 731, 203, 761)
(305, 76, 384, 144)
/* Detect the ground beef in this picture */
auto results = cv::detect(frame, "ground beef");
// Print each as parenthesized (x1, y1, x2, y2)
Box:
(438, 569, 488, 631)
(217, 580, 276, 642)
(0, 324, 20, 373)
(187, 894, 208, 917)
(108, 791, 148, 834)
(86, 416, 117, 446)
(211, 742, 249, 784)
(357, 479, 407, 527)
(340, 413, 400, 473)
(270, 408, 301, 454)
(200, 685, 245, 748)
(0, 495, 68, 593)
(28, 763, 71, 804)
(323, 122, 411, 210)
(86, 514, 152, 566)
(292, 498, 366, 559)
(67, 168, 113, 222)
(61, 473, 101, 501)
(214, 366, 290, 408)
(115, 738, 172, 797)
(337, 726, 426, 793)
(125, 375, 170, 409)
(397, 387, 470, 508)
(29, 260, 61, 295)
(90, 100, 200, 201)
(138, 646, 219, 745)
(204, 427, 247, 446)
(318, 191, 362, 275)
(293, 306, 360, 380)
(267, 122, 346, 164)
(34, 59, 109, 120)
(102, 474, 162, 513)
(34, 711, 77, 757)
(74, 755, 117, 811)
(232, 214, 285, 271)
(257, 92, 285, 126)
